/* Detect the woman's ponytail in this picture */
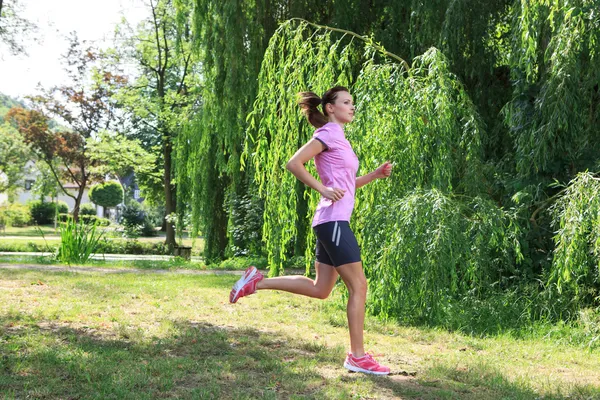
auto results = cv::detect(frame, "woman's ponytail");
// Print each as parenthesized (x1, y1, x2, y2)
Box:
(297, 86, 349, 128)
(297, 91, 328, 128)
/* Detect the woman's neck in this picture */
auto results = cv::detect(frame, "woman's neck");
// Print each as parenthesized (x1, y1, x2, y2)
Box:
(327, 118, 345, 129)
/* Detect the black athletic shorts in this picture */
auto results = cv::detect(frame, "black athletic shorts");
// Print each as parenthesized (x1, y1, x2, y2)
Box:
(313, 221, 362, 267)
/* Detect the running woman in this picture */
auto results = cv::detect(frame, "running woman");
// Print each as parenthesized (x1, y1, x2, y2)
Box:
(229, 86, 393, 375)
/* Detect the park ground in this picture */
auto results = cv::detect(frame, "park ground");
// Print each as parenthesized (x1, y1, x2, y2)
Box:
(0, 262, 599, 399)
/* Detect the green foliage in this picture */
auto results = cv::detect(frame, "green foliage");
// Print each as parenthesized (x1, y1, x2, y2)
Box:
(0, 92, 26, 120)
(362, 190, 522, 323)
(81, 215, 110, 227)
(0, 203, 31, 227)
(0, 240, 56, 253)
(226, 187, 264, 257)
(78, 204, 110, 227)
(245, 21, 360, 276)
(56, 216, 104, 265)
(86, 130, 157, 182)
(178, 1, 600, 326)
(96, 239, 170, 256)
(89, 181, 124, 208)
(549, 172, 600, 304)
(0, 121, 30, 195)
(113, 0, 200, 249)
(79, 203, 96, 216)
(504, 0, 600, 180)
(119, 201, 157, 238)
(29, 200, 68, 225)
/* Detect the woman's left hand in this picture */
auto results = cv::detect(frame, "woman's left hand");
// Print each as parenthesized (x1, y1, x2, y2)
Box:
(375, 161, 393, 179)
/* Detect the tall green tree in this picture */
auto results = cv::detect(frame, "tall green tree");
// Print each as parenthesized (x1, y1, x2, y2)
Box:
(178, 0, 600, 321)
(114, 0, 198, 250)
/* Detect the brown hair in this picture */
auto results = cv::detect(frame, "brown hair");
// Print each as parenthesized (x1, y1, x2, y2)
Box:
(297, 86, 349, 128)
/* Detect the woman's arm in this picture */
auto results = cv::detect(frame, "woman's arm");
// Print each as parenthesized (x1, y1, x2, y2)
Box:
(286, 139, 346, 202)
(356, 161, 392, 189)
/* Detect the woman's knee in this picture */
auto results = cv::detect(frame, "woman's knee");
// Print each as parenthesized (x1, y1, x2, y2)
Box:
(313, 283, 334, 299)
(349, 278, 367, 298)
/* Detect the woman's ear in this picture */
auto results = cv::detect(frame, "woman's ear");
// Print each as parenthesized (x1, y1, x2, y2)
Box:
(325, 102, 334, 115)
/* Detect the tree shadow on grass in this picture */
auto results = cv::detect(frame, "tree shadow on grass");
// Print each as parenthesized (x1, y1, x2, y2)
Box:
(2, 312, 597, 400)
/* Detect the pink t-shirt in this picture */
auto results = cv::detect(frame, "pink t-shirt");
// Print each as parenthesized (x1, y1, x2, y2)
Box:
(311, 122, 359, 227)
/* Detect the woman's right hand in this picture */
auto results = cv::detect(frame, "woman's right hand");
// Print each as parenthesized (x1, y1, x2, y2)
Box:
(320, 187, 346, 202)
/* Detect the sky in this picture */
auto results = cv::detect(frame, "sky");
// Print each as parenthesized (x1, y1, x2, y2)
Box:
(0, 0, 147, 100)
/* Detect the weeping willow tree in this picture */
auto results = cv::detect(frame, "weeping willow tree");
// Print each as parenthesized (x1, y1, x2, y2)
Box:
(505, 0, 600, 182)
(176, 0, 272, 261)
(244, 20, 524, 322)
(177, 0, 600, 322)
(550, 172, 600, 300)
(504, 0, 600, 310)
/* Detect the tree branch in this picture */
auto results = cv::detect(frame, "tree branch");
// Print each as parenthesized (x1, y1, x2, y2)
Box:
(287, 18, 411, 72)
(38, 155, 76, 200)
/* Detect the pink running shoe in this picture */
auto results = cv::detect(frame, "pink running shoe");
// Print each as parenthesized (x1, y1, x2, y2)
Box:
(343, 353, 391, 375)
(229, 266, 264, 303)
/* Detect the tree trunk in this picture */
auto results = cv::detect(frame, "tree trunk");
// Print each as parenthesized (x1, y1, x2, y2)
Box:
(73, 176, 87, 222)
(163, 137, 176, 250)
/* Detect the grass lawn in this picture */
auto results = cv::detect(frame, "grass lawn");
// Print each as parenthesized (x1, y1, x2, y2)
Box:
(0, 268, 598, 399)
(0, 255, 208, 270)
(0, 237, 200, 249)
(3, 225, 199, 239)
(0, 231, 204, 255)
(1, 225, 60, 237)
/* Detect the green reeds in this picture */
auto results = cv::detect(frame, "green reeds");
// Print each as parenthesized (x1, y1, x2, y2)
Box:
(57, 216, 104, 265)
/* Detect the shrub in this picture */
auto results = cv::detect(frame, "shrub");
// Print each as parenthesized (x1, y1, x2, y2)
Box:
(96, 239, 170, 255)
(81, 215, 111, 226)
(120, 201, 157, 237)
(80, 203, 97, 216)
(89, 181, 123, 208)
(0, 203, 31, 227)
(120, 201, 145, 227)
(29, 200, 68, 225)
(212, 256, 268, 270)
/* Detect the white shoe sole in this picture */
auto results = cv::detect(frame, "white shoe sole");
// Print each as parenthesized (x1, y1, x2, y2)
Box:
(343, 361, 390, 375)
(230, 267, 257, 303)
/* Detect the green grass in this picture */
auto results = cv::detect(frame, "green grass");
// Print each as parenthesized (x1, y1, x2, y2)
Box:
(1, 225, 60, 237)
(2, 225, 200, 243)
(0, 237, 204, 255)
(0, 268, 598, 399)
(0, 254, 208, 271)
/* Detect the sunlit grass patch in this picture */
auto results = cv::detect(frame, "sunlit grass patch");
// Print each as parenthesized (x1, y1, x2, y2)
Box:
(0, 269, 598, 399)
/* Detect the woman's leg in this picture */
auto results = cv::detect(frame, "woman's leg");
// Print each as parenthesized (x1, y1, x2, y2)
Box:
(256, 261, 338, 299)
(335, 261, 367, 357)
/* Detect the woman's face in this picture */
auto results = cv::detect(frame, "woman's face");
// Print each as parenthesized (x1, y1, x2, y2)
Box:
(326, 91, 355, 124)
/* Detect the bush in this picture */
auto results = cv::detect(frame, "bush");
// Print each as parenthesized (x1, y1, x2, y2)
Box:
(120, 201, 145, 226)
(89, 181, 123, 208)
(29, 200, 68, 225)
(210, 256, 268, 270)
(0, 203, 31, 227)
(119, 201, 157, 237)
(81, 215, 111, 226)
(97, 239, 170, 255)
(80, 203, 97, 216)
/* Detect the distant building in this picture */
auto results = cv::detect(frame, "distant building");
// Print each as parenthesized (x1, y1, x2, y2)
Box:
(1, 161, 143, 220)
(1, 160, 97, 215)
